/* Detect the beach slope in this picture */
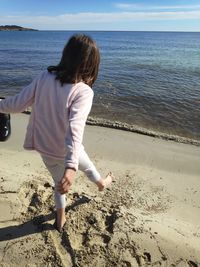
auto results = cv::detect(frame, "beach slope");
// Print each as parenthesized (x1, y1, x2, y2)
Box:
(0, 114, 200, 267)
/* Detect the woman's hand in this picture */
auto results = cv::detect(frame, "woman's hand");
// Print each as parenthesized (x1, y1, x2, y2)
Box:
(57, 168, 76, 194)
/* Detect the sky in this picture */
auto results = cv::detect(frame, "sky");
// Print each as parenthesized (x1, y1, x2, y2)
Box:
(0, 0, 200, 31)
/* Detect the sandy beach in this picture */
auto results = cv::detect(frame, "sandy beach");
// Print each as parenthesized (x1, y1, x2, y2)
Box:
(0, 113, 200, 267)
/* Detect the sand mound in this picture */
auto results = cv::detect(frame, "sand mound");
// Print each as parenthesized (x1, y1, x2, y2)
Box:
(1, 172, 199, 267)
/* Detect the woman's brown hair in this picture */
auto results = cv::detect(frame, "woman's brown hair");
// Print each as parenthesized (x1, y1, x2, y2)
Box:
(47, 34, 100, 87)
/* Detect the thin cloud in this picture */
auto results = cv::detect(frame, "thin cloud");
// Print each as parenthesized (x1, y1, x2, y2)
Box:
(115, 3, 200, 10)
(115, 3, 143, 9)
(1, 11, 200, 29)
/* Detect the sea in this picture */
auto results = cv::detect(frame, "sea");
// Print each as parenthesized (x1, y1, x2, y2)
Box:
(0, 31, 200, 143)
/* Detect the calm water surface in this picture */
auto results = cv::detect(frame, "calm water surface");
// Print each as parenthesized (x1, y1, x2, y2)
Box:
(0, 31, 200, 140)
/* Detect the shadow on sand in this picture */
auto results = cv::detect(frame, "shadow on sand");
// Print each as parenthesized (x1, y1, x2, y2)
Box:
(0, 194, 91, 242)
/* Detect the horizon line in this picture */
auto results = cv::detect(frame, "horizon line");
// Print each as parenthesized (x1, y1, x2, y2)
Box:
(22, 29, 200, 33)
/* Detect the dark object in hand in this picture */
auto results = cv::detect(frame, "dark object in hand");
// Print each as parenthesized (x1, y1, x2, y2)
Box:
(0, 97, 11, 142)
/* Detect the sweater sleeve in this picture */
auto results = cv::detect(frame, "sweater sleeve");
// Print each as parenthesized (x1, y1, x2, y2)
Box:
(64, 86, 94, 171)
(0, 76, 39, 113)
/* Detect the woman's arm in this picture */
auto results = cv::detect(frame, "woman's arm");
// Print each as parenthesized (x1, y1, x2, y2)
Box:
(0, 76, 39, 113)
(64, 86, 94, 171)
(58, 86, 94, 194)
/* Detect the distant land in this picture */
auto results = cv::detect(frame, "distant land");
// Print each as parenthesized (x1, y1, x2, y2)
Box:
(0, 25, 38, 31)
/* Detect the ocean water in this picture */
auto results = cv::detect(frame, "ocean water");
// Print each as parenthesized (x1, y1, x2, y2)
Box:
(0, 31, 200, 141)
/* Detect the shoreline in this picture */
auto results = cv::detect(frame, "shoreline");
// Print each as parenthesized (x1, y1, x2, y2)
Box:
(87, 116, 200, 147)
(22, 111, 200, 147)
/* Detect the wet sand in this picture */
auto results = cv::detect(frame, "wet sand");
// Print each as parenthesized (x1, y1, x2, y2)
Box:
(0, 113, 200, 267)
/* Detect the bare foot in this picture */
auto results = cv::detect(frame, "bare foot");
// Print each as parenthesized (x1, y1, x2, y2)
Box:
(97, 172, 114, 191)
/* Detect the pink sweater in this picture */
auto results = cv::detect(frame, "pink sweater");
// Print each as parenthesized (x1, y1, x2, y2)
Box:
(0, 71, 94, 170)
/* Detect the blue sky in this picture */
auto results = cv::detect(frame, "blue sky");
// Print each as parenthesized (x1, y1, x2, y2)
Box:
(0, 0, 200, 31)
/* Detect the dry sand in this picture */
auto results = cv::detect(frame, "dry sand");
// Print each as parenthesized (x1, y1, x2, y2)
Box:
(0, 113, 200, 267)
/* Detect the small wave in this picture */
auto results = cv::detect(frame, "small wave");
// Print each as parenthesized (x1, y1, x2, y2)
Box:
(19, 110, 200, 146)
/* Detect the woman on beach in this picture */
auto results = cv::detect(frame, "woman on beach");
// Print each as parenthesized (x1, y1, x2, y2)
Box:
(0, 34, 113, 232)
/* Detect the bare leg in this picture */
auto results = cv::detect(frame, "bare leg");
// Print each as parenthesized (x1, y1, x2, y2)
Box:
(56, 208, 66, 232)
(78, 149, 114, 191)
(41, 155, 67, 231)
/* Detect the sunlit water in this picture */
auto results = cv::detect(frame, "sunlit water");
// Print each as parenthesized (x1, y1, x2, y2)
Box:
(0, 31, 200, 140)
